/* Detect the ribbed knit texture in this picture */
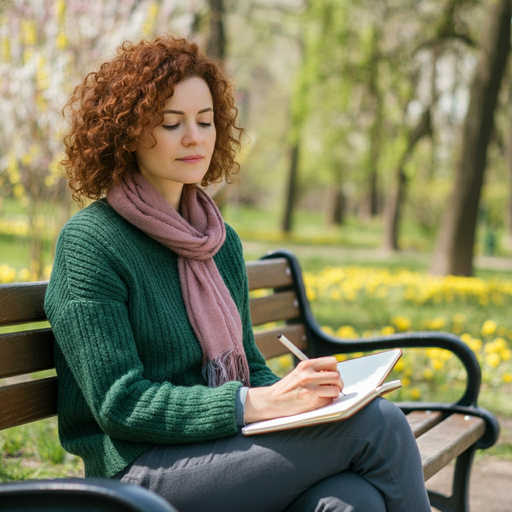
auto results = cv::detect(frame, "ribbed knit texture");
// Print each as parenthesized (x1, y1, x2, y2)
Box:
(44, 199, 280, 478)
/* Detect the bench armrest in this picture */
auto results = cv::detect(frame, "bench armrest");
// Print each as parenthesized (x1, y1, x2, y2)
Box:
(0, 478, 178, 511)
(262, 250, 500, 449)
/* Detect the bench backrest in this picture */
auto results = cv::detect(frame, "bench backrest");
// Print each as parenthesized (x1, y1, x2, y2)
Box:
(0, 257, 306, 431)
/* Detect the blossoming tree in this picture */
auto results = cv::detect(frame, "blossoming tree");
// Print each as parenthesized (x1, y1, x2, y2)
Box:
(0, 0, 186, 277)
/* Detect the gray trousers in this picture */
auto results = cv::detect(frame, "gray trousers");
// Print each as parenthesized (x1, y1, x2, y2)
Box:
(114, 398, 431, 512)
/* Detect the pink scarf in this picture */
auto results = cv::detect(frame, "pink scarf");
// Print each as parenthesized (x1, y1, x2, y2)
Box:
(107, 172, 250, 387)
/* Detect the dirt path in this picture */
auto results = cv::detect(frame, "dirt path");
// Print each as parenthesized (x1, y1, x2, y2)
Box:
(427, 416, 512, 511)
(243, 241, 512, 510)
(241, 240, 512, 271)
(427, 455, 512, 511)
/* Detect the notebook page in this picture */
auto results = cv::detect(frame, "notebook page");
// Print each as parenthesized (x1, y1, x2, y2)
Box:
(242, 349, 402, 435)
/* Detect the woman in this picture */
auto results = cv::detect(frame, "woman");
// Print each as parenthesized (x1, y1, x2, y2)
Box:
(45, 35, 431, 512)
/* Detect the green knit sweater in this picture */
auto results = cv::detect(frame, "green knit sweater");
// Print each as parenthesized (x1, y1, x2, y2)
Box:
(44, 199, 279, 478)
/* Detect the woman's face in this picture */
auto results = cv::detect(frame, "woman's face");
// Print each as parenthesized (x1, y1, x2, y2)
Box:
(134, 76, 216, 208)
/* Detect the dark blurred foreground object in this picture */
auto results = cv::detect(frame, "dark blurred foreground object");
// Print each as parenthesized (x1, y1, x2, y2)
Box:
(0, 479, 178, 511)
(0, 250, 500, 512)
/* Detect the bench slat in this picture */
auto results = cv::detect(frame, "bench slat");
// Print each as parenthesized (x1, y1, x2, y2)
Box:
(250, 291, 300, 326)
(0, 282, 48, 327)
(417, 413, 486, 481)
(246, 258, 293, 291)
(0, 377, 58, 430)
(406, 410, 444, 438)
(254, 324, 307, 360)
(0, 329, 55, 379)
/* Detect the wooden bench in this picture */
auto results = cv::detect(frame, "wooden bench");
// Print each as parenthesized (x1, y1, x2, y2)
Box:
(0, 249, 500, 512)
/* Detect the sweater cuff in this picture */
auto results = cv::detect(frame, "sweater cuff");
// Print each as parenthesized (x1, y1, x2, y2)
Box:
(235, 386, 249, 427)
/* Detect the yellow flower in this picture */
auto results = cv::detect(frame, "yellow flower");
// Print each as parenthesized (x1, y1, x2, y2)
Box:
(410, 388, 421, 400)
(439, 350, 452, 361)
(501, 348, 511, 362)
(503, 372, 512, 383)
(429, 317, 446, 330)
(18, 268, 31, 281)
(492, 337, 507, 351)
(381, 326, 395, 335)
(391, 316, 411, 332)
(0, 264, 17, 283)
(43, 265, 53, 280)
(484, 339, 506, 354)
(402, 377, 410, 387)
(426, 348, 440, 359)
(481, 320, 497, 337)
(469, 338, 482, 353)
(431, 359, 443, 371)
(337, 325, 357, 338)
(485, 353, 500, 368)
(394, 359, 405, 372)
(334, 354, 347, 362)
(13, 183, 25, 198)
(460, 333, 472, 344)
(277, 355, 293, 369)
(322, 326, 335, 335)
(422, 368, 434, 380)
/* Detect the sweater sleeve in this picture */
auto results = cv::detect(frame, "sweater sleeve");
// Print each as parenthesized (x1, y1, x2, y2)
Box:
(46, 224, 241, 445)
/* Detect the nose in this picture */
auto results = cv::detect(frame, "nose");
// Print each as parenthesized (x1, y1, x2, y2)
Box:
(182, 123, 203, 146)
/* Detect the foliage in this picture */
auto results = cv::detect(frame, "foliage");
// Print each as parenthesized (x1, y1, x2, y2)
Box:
(0, 0, 179, 276)
(0, 418, 83, 481)
(300, 264, 512, 403)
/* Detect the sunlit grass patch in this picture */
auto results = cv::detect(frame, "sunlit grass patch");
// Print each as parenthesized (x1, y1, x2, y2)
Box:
(0, 418, 83, 482)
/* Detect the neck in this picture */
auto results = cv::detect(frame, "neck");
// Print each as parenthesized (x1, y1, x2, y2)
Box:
(160, 184, 184, 211)
(139, 171, 184, 211)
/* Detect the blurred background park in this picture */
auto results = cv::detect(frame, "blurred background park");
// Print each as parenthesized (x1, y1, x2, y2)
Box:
(1, 0, 512, 500)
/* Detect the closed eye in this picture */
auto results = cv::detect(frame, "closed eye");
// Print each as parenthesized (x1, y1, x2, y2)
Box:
(162, 124, 179, 130)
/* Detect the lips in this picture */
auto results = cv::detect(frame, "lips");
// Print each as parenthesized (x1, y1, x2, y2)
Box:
(178, 155, 203, 163)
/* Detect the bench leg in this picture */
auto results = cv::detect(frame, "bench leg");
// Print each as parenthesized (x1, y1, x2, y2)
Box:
(427, 445, 476, 512)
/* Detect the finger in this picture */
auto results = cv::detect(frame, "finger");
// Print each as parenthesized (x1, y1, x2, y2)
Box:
(316, 384, 342, 398)
(310, 370, 343, 387)
(308, 356, 339, 371)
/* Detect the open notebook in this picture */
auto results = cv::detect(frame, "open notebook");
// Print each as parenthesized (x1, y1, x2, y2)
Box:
(242, 348, 402, 436)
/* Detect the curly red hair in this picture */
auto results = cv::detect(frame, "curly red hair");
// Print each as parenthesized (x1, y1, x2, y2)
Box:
(62, 35, 242, 202)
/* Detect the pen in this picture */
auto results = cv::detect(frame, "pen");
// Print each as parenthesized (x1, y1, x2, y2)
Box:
(277, 333, 309, 361)
(277, 334, 345, 395)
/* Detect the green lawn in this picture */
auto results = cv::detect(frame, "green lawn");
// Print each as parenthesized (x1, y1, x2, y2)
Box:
(1, 201, 512, 479)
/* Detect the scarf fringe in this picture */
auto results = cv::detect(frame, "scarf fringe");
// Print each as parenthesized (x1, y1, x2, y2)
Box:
(202, 349, 250, 388)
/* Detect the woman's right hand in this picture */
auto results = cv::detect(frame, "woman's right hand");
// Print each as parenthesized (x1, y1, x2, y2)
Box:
(244, 356, 343, 424)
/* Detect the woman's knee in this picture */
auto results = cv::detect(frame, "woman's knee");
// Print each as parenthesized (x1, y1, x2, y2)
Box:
(284, 472, 386, 512)
(357, 398, 409, 433)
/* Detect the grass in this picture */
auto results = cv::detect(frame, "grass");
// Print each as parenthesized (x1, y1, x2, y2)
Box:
(2, 200, 512, 478)
(223, 203, 436, 252)
(0, 418, 84, 482)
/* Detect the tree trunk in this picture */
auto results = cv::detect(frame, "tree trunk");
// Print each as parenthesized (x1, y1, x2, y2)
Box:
(383, 157, 407, 251)
(206, 0, 226, 60)
(360, 25, 383, 220)
(329, 187, 345, 226)
(383, 108, 432, 251)
(430, 0, 511, 276)
(506, 69, 512, 246)
(282, 140, 300, 233)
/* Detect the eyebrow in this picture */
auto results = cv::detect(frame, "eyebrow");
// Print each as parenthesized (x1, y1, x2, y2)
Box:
(162, 108, 214, 115)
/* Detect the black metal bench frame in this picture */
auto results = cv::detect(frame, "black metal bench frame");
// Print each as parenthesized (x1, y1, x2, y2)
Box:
(0, 249, 501, 512)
